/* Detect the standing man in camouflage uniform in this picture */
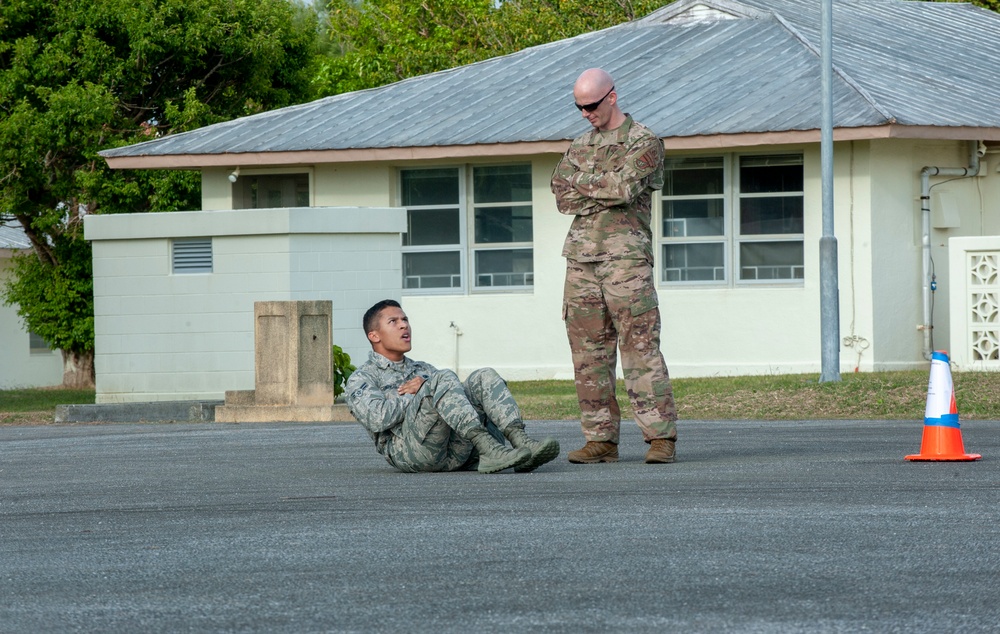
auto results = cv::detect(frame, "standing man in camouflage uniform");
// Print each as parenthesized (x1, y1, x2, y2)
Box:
(551, 68, 678, 465)
(345, 299, 560, 474)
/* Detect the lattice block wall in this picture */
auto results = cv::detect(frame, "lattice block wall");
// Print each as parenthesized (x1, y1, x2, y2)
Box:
(968, 253, 1000, 362)
(949, 238, 1000, 370)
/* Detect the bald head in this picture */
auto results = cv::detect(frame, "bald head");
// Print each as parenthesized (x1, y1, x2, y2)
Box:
(572, 68, 625, 131)
(575, 68, 615, 95)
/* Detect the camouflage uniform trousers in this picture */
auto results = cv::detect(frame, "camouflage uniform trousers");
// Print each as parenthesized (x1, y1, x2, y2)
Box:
(385, 367, 522, 473)
(563, 258, 678, 444)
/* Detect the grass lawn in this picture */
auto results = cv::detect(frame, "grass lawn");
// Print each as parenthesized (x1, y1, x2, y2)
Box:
(3, 369, 1000, 424)
(510, 369, 1000, 421)
(0, 387, 96, 425)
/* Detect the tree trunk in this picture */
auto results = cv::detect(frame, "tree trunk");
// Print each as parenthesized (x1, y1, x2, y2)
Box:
(62, 349, 95, 389)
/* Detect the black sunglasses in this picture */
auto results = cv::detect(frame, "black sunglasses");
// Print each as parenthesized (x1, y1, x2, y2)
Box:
(575, 86, 615, 112)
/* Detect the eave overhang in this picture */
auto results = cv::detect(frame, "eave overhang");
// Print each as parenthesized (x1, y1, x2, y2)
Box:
(102, 124, 1000, 170)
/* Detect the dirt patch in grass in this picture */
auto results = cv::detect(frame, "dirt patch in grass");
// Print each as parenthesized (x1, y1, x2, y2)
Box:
(0, 410, 56, 426)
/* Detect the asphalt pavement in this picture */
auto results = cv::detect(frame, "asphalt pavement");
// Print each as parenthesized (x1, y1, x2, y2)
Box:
(1, 418, 998, 633)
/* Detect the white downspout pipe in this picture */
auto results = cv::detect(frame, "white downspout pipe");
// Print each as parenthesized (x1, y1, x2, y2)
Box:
(919, 141, 981, 359)
(449, 321, 463, 374)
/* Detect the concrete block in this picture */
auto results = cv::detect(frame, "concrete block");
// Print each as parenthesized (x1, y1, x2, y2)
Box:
(55, 400, 222, 423)
(224, 390, 256, 406)
(214, 300, 342, 422)
(214, 403, 355, 423)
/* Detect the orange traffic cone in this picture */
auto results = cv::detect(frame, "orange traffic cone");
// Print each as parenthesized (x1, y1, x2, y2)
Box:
(905, 351, 981, 461)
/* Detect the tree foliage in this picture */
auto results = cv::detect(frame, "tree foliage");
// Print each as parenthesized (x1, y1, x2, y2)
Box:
(0, 0, 319, 385)
(961, 0, 1000, 13)
(316, 0, 670, 95)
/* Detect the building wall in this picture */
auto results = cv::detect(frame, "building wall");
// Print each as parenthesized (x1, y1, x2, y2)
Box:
(264, 145, 848, 379)
(864, 138, 997, 370)
(269, 155, 579, 379)
(637, 143, 830, 377)
(188, 138, 1000, 382)
(832, 140, 877, 373)
(86, 207, 405, 403)
(0, 252, 64, 388)
(867, 139, 925, 369)
(405, 157, 573, 379)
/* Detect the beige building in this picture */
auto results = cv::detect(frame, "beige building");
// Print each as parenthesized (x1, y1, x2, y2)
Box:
(93, 0, 1000, 402)
(0, 223, 63, 388)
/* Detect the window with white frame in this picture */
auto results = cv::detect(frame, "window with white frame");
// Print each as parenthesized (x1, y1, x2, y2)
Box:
(400, 165, 533, 292)
(660, 153, 803, 285)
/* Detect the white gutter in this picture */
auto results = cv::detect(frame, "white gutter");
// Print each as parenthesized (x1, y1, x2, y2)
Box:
(918, 141, 982, 359)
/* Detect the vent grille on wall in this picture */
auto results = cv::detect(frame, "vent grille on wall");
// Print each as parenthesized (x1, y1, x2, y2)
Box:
(172, 238, 213, 273)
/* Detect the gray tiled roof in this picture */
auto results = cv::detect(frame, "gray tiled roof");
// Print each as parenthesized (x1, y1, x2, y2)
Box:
(100, 0, 1000, 160)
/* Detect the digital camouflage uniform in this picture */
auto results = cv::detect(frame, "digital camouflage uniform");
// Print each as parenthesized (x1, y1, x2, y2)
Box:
(551, 114, 678, 444)
(345, 351, 523, 472)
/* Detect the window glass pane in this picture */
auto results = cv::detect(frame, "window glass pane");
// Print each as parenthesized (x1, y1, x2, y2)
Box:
(740, 197, 804, 235)
(475, 205, 533, 243)
(475, 249, 533, 287)
(663, 157, 724, 196)
(403, 252, 461, 289)
(403, 208, 460, 246)
(235, 174, 310, 209)
(739, 242, 804, 280)
(662, 243, 725, 282)
(401, 168, 459, 206)
(740, 155, 803, 193)
(294, 176, 309, 206)
(663, 199, 725, 237)
(473, 165, 532, 203)
(29, 331, 52, 352)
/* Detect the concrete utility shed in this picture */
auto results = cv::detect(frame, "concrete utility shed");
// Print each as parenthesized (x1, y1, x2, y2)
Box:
(84, 207, 404, 403)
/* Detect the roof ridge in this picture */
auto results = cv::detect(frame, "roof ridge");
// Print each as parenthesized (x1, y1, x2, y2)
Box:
(641, 0, 769, 23)
(769, 11, 896, 124)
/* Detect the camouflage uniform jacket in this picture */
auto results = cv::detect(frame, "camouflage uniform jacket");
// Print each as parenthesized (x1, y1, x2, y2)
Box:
(344, 350, 437, 455)
(551, 115, 665, 264)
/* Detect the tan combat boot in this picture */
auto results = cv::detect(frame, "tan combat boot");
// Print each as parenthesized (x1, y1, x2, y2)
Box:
(567, 440, 619, 464)
(645, 438, 676, 464)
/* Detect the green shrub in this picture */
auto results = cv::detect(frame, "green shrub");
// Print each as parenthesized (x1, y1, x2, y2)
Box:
(332, 345, 356, 399)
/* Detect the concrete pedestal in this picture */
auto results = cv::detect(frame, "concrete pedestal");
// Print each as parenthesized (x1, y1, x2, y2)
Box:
(216, 300, 355, 422)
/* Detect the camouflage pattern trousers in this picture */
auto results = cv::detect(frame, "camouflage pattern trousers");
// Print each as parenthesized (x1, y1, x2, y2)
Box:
(563, 258, 678, 443)
(384, 367, 521, 473)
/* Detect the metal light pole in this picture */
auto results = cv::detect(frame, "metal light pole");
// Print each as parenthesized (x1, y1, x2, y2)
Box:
(819, 0, 841, 382)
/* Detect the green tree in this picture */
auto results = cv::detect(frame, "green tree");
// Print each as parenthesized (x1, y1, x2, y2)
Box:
(0, 0, 319, 387)
(957, 0, 1000, 12)
(316, 0, 670, 95)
